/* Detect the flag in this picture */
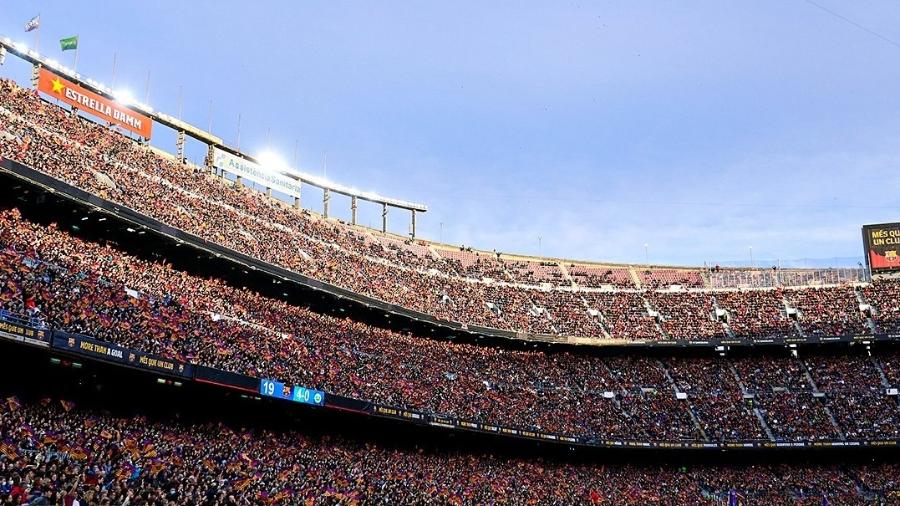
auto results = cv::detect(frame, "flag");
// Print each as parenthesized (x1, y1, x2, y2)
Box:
(60, 399, 75, 412)
(24, 16, 40, 33)
(728, 489, 745, 506)
(5, 396, 20, 412)
(69, 446, 88, 461)
(232, 477, 253, 492)
(60, 36, 78, 51)
(0, 441, 18, 459)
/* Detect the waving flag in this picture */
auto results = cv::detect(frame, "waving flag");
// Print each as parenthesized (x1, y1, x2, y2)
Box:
(0, 441, 18, 459)
(5, 396, 20, 411)
(24, 16, 40, 33)
(60, 35, 78, 51)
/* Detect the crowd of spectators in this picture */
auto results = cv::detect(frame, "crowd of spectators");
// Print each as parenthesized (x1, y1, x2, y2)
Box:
(665, 358, 767, 441)
(805, 355, 900, 440)
(863, 281, 900, 334)
(0, 77, 890, 345)
(2, 210, 900, 444)
(714, 289, 799, 339)
(5, 78, 900, 447)
(787, 287, 869, 337)
(567, 265, 635, 288)
(733, 355, 838, 441)
(0, 398, 891, 505)
(638, 268, 705, 289)
(644, 291, 725, 340)
(877, 350, 900, 387)
(580, 291, 662, 340)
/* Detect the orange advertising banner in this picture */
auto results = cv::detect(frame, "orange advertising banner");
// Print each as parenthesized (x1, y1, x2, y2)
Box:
(37, 68, 152, 139)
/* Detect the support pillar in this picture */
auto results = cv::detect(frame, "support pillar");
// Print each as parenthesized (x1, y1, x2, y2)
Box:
(266, 187, 272, 197)
(351, 196, 358, 225)
(293, 196, 300, 209)
(235, 175, 242, 186)
(205, 144, 215, 173)
(175, 130, 186, 162)
(411, 210, 417, 238)
(323, 188, 330, 218)
(31, 64, 40, 88)
(381, 203, 388, 233)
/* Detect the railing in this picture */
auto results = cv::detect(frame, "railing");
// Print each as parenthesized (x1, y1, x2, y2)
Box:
(707, 267, 867, 289)
(0, 308, 48, 330)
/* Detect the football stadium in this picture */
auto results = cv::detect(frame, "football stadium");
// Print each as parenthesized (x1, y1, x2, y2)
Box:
(0, 3, 900, 505)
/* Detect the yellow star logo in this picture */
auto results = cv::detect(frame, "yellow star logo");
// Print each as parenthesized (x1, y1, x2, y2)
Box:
(50, 78, 64, 94)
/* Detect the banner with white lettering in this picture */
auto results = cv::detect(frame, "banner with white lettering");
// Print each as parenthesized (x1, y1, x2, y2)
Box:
(212, 148, 302, 199)
(51, 331, 193, 378)
(37, 68, 153, 139)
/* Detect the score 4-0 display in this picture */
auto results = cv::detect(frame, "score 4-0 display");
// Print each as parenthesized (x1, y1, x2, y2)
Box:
(292, 386, 325, 406)
(260, 379, 325, 406)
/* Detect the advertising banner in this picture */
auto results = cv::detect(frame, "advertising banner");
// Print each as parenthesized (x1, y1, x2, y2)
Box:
(52, 332, 193, 378)
(212, 148, 302, 198)
(37, 67, 153, 139)
(0, 319, 50, 347)
(863, 223, 900, 273)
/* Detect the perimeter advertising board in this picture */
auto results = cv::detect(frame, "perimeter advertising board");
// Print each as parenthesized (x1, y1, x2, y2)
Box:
(37, 67, 153, 139)
(212, 148, 303, 199)
(863, 222, 900, 273)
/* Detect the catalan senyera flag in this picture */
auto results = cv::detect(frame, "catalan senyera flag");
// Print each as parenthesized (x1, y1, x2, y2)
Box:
(59, 35, 78, 51)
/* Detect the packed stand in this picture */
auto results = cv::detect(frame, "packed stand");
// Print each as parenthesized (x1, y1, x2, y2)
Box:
(0, 397, 889, 505)
(786, 286, 869, 337)
(2, 209, 900, 443)
(580, 291, 662, 340)
(732, 356, 838, 441)
(0, 77, 891, 343)
(862, 280, 900, 334)
(805, 354, 900, 439)
(715, 289, 799, 339)
(644, 291, 725, 340)
(665, 358, 768, 441)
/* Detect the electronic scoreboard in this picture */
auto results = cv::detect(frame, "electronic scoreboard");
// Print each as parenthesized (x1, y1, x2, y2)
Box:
(260, 379, 325, 406)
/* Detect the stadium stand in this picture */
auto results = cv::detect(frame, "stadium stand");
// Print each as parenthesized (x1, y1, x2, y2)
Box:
(0, 397, 894, 505)
(2, 209, 900, 443)
(0, 77, 886, 346)
(567, 264, 635, 289)
(0, 32, 898, 506)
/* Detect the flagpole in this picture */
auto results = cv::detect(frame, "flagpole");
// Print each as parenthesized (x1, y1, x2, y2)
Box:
(73, 44, 79, 74)
(111, 52, 118, 87)
(34, 15, 40, 54)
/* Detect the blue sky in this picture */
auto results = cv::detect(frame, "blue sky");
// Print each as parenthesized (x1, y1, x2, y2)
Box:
(2, 1, 899, 267)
